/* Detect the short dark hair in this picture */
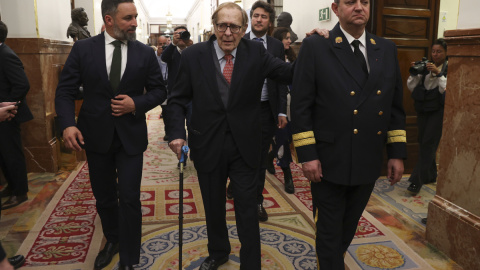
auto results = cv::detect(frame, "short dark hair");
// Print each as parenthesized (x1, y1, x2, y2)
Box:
(250, 1, 275, 25)
(0, 21, 8, 43)
(101, 0, 134, 23)
(433, 38, 447, 51)
(174, 26, 187, 32)
(71, 7, 86, 21)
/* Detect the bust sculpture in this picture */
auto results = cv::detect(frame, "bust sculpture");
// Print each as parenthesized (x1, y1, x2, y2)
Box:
(67, 7, 91, 42)
(277, 12, 298, 43)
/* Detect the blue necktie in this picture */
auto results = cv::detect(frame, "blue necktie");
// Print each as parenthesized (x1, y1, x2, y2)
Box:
(253, 37, 263, 42)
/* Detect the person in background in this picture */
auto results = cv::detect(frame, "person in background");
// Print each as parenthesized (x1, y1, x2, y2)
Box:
(0, 102, 26, 270)
(0, 20, 33, 211)
(406, 38, 447, 196)
(226, 0, 288, 222)
(291, 0, 406, 268)
(156, 35, 169, 140)
(55, 0, 167, 269)
(265, 27, 297, 194)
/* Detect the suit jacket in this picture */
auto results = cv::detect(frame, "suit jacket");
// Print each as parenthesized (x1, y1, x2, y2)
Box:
(168, 35, 292, 172)
(0, 43, 33, 123)
(243, 33, 288, 121)
(55, 33, 167, 155)
(161, 43, 182, 94)
(291, 23, 407, 186)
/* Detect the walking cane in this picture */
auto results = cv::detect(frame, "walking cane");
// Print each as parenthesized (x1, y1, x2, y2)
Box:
(179, 145, 189, 270)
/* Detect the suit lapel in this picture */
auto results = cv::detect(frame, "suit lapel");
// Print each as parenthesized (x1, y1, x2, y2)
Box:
(357, 33, 384, 106)
(93, 33, 111, 93)
(331, 25, 367, 88)
(202, 37, 225, 109)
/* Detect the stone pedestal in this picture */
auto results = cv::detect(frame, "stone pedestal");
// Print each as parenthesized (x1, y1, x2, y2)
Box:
(426, 28, 480, 269)
(7, 38, 73, 172)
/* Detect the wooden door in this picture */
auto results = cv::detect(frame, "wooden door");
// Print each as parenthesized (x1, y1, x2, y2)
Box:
(371, 0, 440, 173)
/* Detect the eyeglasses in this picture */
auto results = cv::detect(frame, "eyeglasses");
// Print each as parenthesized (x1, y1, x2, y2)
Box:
(216, 23, 242, 33)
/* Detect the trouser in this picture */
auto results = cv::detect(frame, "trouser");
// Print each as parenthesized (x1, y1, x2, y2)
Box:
(409, 108, 444, 185)
(0, 121, 29, 196)
(196, 132, 261, 269)
(311, 179, 375, 269)
(272, 121, 293, 168)
(85, 131, 143, 265)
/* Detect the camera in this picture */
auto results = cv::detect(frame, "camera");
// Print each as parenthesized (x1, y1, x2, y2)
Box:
(409, 57, 432, 76)
(179, 31, 191, 40)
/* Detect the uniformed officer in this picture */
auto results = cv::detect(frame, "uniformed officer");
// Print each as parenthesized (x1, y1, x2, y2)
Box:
(291, 0, 407, 269)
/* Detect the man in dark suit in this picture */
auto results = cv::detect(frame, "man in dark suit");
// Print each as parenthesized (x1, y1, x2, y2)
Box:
(291, 0, 406, 268)
(168, 3, 292, 269)
(226, 1, 288, 222)
(55, 1, 166, 269)
(0, 21, 33, 211)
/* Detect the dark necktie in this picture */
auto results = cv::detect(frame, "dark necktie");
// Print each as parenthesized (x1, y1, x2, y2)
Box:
(253, 37, 263, 42)
(110, 40, 123, 92)
(351, 40, 368, 76)
(223, 54, 233, 84)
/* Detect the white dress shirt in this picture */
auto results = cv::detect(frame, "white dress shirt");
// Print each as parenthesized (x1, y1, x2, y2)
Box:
(104, 30, 128, 80)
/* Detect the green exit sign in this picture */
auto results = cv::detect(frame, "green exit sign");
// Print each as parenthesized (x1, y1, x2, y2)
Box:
(319, 7, 330, 21)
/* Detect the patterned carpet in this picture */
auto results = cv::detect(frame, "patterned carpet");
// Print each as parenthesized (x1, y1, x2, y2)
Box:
(4, 106, 461, 269)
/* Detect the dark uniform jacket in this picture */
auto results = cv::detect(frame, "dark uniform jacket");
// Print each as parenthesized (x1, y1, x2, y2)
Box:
(168, 35, 292, 172)
(291, 23, 407, 186)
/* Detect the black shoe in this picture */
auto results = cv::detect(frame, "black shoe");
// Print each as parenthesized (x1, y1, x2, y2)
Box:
(258, 203, 268, 222)
(282, 167, 294, 194)
(199, 256, 229, 270)
(8, 255, 25, 269)
(94, 242, 119, 270)
(160, 113, 163, 118)
(421, 218, 428, 224)
(407, 183, 422, 194)
(226, 182, 234, 199)
(163, 135, 169, 141)
(266, 151, 276, 175)
(1, 194, 28, 210)
(118, 263, 134, 270)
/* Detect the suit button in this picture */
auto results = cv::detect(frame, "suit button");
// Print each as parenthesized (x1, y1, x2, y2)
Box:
(378, 111, 383, 116)
(353, 129, 358, 134)
(377, 90, 382, 95)
(350, 91, 356, 96)
(377, 131, 382, 135)
(354, 109, 358, 115)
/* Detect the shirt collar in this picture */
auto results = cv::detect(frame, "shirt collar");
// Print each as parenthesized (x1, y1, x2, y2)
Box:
(104, 30, 127, 45)
(249, 32, 267, 42)
(339, 25, 366, 48)
(213, 40, 237, 60)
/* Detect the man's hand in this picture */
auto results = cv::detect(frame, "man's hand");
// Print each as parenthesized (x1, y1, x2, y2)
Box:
(278, 116, 287, 129)
(306, 28, 330, 38)
(169, 139, 187, 160)
(0, 104, 16, 122)
(387, 158, 404, 186)
(111, 95, 136, 116)
(63, 126, 84, 151)
(302, 160, 323, 183)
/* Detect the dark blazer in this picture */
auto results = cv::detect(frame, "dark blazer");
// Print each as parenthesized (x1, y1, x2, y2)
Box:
(55, 33, 167, 155)
(0, 43, 33, 123)
(168, 35, 292, 172)
(291, 23, 407, 186)
(243, 33, 288, 121)
(160, 43, 181, 93)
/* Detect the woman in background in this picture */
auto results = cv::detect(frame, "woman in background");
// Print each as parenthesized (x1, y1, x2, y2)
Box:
(407, 38, 447, 195)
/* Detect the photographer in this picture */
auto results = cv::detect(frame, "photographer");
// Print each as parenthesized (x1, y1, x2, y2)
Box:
(407, 38, 447, 195)
(161, 26, 193, 167)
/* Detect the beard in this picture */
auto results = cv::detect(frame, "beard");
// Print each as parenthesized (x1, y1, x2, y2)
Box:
(113, 22, 136, 41)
